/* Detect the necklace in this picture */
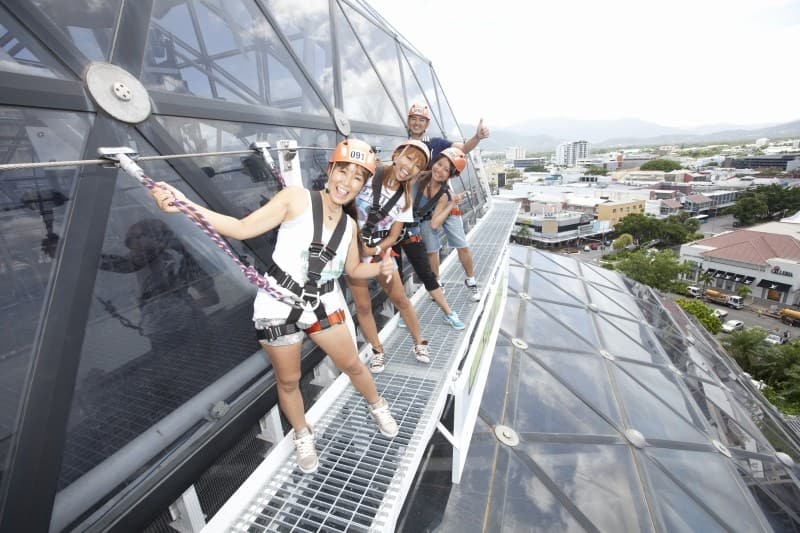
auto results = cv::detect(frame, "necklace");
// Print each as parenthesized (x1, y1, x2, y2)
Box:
(323, 191, 341, 221)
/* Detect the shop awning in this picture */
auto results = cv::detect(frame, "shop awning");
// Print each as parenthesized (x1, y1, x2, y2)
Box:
(705, 269, 717, 275)
(757, 279, 792, 292)
(733, 274, 745, 282)
(715, 270, 726, 278)
(743, 276, 755, 285)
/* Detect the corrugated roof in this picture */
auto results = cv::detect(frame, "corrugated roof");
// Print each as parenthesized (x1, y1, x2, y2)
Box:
(696, 230, 800, 265)
(662, 199, 682, 209)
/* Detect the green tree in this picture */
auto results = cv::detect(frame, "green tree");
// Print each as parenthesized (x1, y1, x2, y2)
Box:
(640, 159, 683, 172)
(675, 297, 722, 334)
(612, 233, 633, 250)
(735, 284, 751, 302)
(721, 328, 768, 373)
(698, 271, 714, 291)
(614, 249, 690, 291)
(585, 166, 608, 176)
(729, 196, 769, 226)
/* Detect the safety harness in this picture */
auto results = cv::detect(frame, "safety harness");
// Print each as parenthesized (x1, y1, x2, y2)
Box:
(398, 181, 449, 245)
(257, 191, 348, 342)
(360, 166, 404, 247)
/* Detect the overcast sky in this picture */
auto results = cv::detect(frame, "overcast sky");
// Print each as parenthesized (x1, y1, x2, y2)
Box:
(366, 0, 799, 129)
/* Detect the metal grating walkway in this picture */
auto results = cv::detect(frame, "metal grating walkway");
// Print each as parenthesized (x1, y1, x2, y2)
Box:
(206, 200, 519, 532)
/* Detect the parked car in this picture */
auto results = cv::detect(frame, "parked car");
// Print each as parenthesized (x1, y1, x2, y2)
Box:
(712, 309, 728, 319)
(764, 330, 790, 345)
(583, 245, 591, 252)
(721, 319, 744, 333)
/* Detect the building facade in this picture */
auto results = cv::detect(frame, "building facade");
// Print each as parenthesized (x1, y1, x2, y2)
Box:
(555, 140, 590, 166)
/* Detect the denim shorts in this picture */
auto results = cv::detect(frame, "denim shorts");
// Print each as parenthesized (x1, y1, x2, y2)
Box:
(420, 214, 468, 253)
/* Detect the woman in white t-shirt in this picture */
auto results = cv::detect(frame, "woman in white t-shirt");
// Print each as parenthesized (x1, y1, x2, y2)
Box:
(347, 140, 430, 373)
(149, 139, 398, 475)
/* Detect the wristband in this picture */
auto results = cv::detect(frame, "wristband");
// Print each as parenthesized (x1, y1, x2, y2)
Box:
(374, 244, 382, 256)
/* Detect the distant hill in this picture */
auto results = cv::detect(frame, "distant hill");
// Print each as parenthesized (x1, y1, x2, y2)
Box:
(460, 118, 800, 153)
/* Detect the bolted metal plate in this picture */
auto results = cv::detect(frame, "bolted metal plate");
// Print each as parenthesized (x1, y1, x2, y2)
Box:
(333, 107, 351, 136)
(494, 424, 520, 447)
(511, 337, 528, 350)
(712, 439, 732, 458)
(85, 62, 151, 123)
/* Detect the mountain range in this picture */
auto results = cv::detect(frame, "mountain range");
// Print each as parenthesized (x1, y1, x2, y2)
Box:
(460, 118, 800, 153)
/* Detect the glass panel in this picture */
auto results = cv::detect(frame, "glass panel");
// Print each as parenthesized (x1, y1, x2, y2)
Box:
(533, 350, 622, 428)
(514, 350, 620, 435)
(155, 115, 335, 211)
(57, 130, 261, 490)
(580, 261, 627, 291)
(524, 301, 598, 352)
(30, 0, 122, 62)
(595, 315, 664, 363)
(262, 0, 333, 105)
(523, 442, 653, 533)
(611, 366, 710, 444)
(524, 271, 584, 307)
(617, 361, 706, 429)
(0, 6, 71, 78)
(333, 3, 403, 127)
(435, 78, 463, 141)
(481, 337, 513, 425)
(402, 51, 441, 132)
(527, 249, 581, 276)
(340, 3, 404, 115)
(647, 448, 769, 532)
(585, 284, 641, 320)
(0, 106, 92, 483)
(144, 0, 327, 115)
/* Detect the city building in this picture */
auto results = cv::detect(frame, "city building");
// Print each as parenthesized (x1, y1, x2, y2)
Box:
(555, 140, 590, 166)
(596, 199, 646, 227)
(722, 154, 800, 171)
(681, 227, 800, 304)
(505, 146, 526, 161)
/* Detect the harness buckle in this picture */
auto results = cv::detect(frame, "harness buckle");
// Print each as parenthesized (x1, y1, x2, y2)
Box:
(308, 242, 335, 262)
(299, 285, 322, 311)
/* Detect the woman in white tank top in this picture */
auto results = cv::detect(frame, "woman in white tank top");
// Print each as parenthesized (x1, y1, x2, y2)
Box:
(346, 140, 431, 374)
(150, 139, 399, 475)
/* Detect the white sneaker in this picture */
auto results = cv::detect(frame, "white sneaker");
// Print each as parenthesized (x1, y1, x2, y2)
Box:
(293, 427, 318, 473)
(369, 347, 386, 374)
(369, 397, 399, 437)
(414, 341, 431, 364)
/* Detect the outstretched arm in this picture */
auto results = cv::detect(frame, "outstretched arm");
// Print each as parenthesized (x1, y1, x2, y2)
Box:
(453, 117, 490, 155)
(151, 182, 302, 240)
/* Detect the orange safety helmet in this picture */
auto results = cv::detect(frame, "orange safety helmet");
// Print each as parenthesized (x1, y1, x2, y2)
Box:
(438, 146, 467, 176)
(391, 139, 431, 168)
(407, 103, 431, 121)
(328, 138, 377, 177)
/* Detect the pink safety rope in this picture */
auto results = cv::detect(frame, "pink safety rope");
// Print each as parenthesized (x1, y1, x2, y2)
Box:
(113, 149, 301, 307)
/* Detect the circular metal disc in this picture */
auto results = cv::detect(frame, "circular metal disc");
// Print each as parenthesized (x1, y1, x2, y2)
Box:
(494, 424, 520, 447)
(511, 338, 528, 350)
(85, 62, 151, 123)
(333, 108, 351, 136)
(624, 429, 647, 448)
(776, 451, 795, 468)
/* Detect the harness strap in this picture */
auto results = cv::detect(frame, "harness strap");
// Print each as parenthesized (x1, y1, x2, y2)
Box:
(361, 166, 404, 242)
(256, 309, 347, 342)
(264, 191, 347, 323)
(414, 181, 448, 222)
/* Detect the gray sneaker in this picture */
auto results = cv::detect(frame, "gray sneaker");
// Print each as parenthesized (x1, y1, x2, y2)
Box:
(369, 397, 399, 437)
(293, 426, 318, 473)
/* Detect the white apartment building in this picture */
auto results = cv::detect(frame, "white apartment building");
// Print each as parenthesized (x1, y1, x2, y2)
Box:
(505, 146, 525, 161)
(555, 140, 589, 166)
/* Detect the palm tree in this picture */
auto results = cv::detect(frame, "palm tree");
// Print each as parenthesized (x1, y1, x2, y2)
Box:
(699, 270, 714, 290)
(736, 284, 752, 304)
